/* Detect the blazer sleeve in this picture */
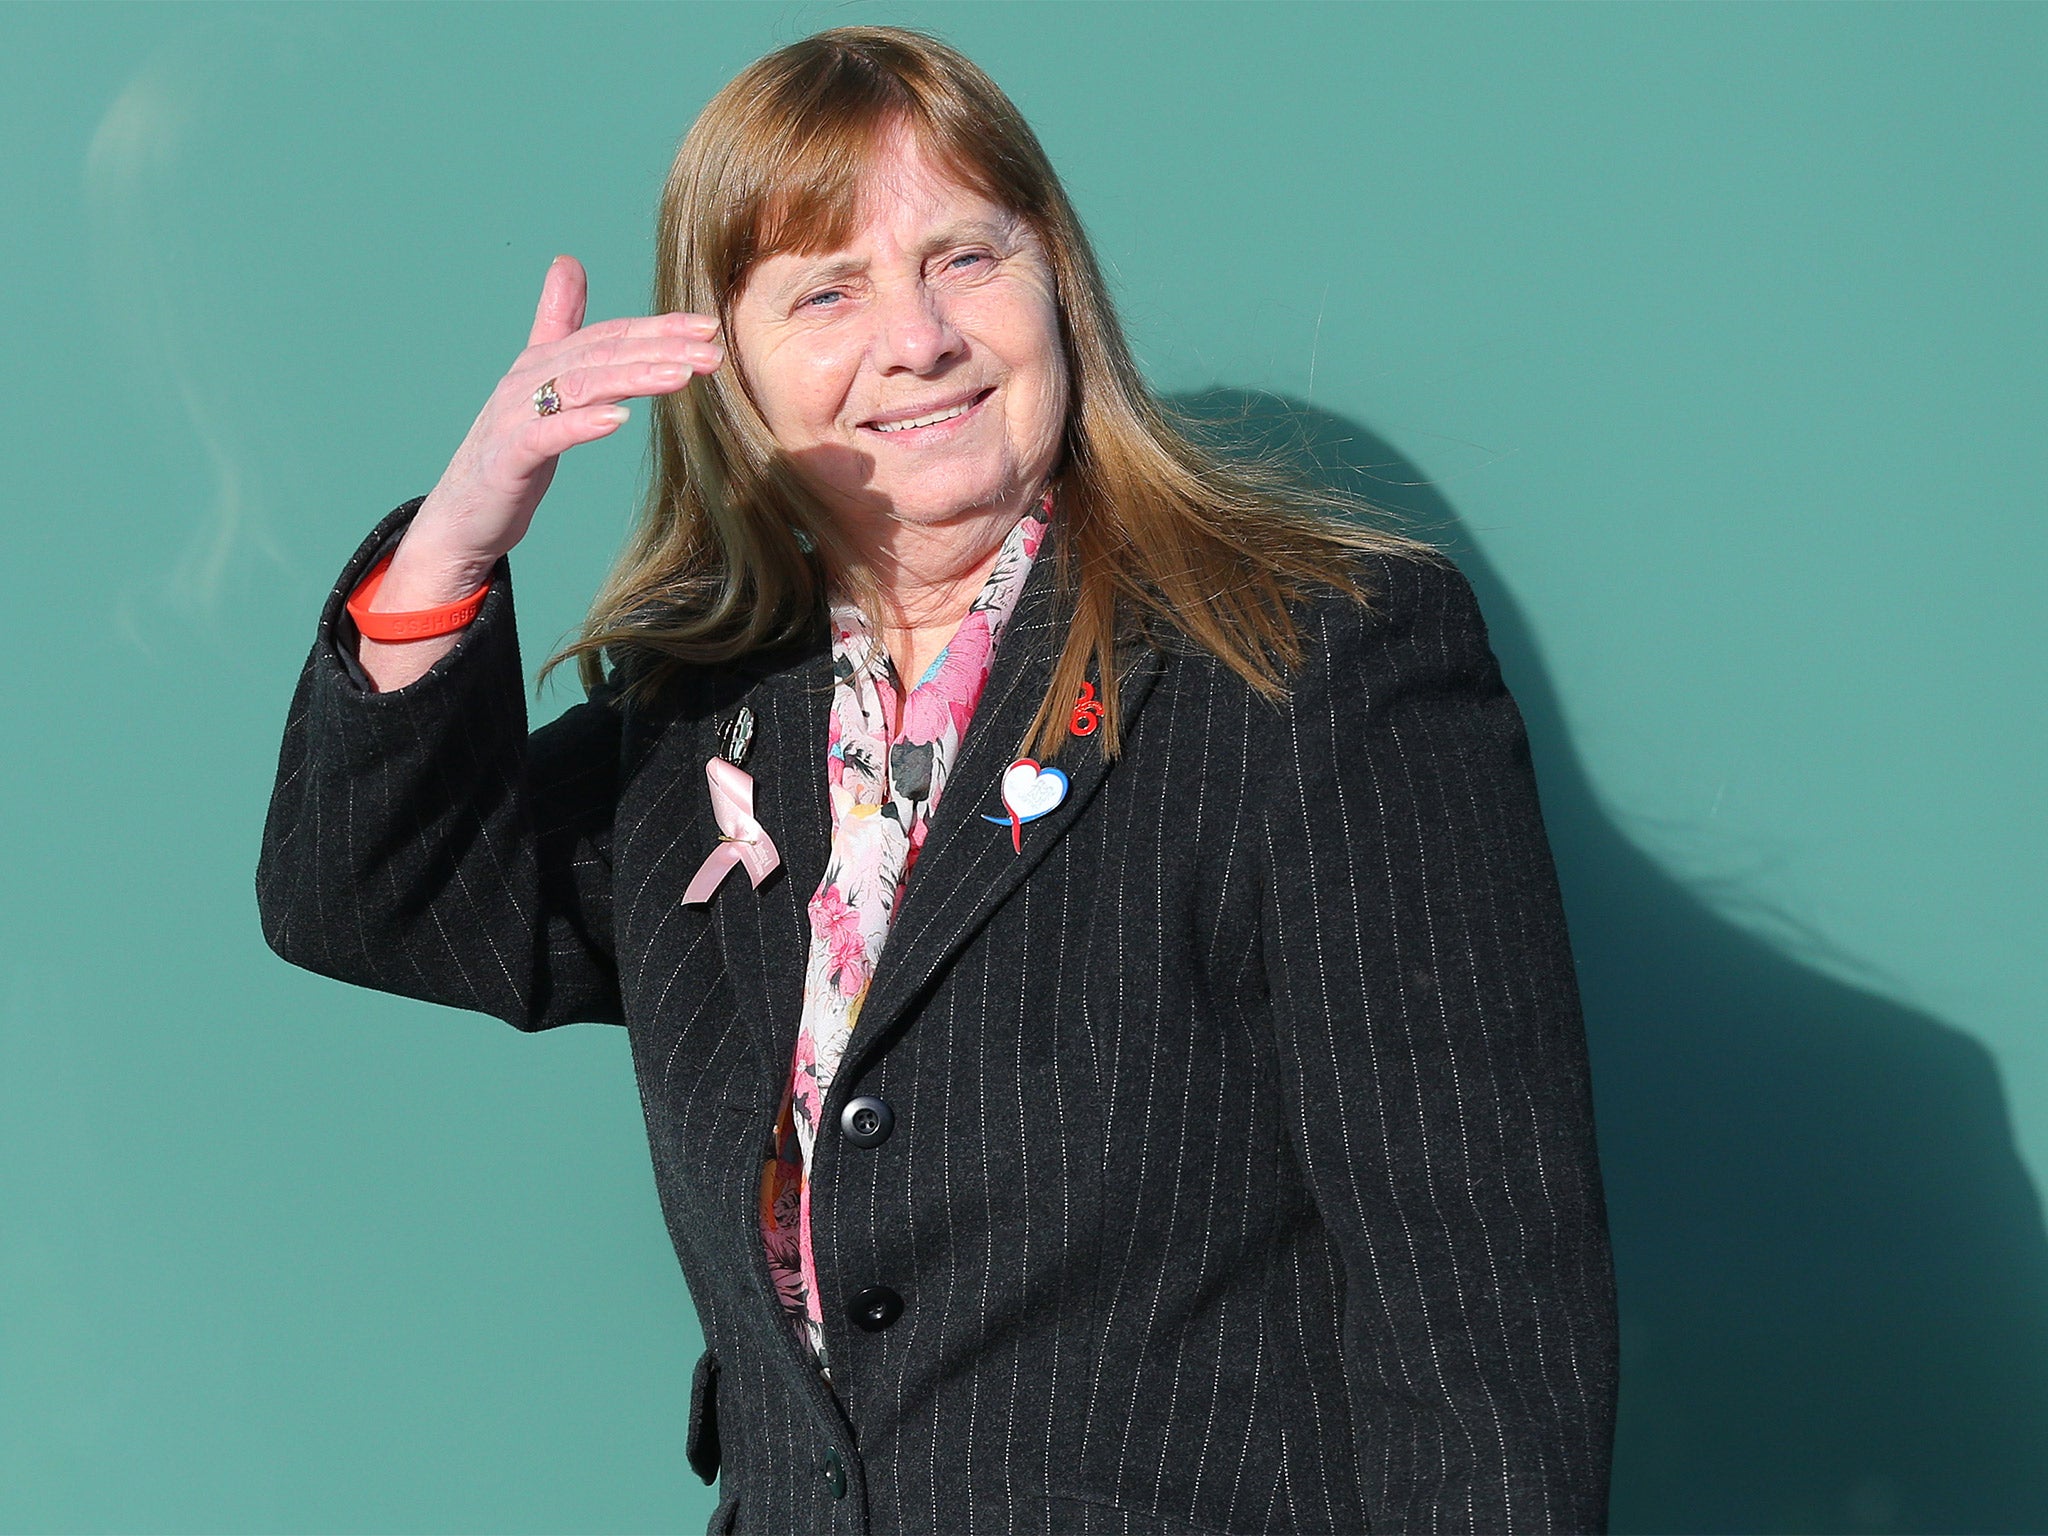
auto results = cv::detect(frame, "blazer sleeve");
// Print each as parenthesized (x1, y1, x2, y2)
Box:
(1257, 552, 1618, 1533)
(255, 498, 626, 1031)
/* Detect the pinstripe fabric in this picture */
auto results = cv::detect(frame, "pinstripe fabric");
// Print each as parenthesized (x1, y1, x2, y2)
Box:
(257, 499, 1617, 1535)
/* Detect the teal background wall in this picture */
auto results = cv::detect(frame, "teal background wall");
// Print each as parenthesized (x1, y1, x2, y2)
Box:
(4, 3, 2043, 1531)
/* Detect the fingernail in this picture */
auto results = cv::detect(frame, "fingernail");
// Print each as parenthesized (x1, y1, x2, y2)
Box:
(599, 405, 630, 425)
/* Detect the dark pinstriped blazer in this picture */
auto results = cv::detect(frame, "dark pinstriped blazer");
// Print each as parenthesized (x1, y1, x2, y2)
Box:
(257, 498, 1617, 1536)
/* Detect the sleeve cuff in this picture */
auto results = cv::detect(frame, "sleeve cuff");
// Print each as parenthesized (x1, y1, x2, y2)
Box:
(322, 498, 514, 695)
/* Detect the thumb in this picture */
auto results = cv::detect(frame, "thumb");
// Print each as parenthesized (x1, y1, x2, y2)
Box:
(527, 254, 588, 347)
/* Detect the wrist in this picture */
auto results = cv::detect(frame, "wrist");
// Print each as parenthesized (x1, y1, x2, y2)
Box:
(347, 536, 493, 644)
(369, 532, 496, 612)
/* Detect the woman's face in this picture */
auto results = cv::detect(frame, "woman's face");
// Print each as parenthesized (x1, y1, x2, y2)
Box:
(728, 133, 1068, 542)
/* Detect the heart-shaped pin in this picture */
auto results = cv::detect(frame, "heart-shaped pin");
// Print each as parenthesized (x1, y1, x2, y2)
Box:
(981, 757, 1069, 853)
(1002, 759, 1068, 821)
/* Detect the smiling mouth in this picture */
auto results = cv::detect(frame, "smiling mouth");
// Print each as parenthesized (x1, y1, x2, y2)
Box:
(863, 387, 994, 434)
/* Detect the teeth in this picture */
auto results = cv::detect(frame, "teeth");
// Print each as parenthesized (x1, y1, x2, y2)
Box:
(872, 399, 974, 432)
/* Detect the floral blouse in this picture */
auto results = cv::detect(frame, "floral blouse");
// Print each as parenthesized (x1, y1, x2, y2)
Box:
(759, 492, 1053, 1381)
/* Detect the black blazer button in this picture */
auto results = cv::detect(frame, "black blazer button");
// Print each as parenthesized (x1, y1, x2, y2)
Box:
(847, 1284, 904, 1332)
(821, 1444, 846, 1498)
(840, 1094, 894, 1147)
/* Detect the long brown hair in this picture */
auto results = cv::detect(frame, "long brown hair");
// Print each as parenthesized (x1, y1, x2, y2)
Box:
(545, 25, 1437, 759)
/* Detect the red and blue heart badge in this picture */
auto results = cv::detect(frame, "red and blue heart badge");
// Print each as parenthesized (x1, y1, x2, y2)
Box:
(982, 758, 1069, 854)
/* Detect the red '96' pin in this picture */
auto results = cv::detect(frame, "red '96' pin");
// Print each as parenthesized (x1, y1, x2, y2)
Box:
(1069, 681, 1106, 736)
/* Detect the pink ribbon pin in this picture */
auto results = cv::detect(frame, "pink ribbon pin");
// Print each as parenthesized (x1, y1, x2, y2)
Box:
(681, 757, 781, 905)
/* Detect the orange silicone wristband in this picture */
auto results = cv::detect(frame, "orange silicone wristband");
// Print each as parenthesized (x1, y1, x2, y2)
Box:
(345, 553, 491, 642)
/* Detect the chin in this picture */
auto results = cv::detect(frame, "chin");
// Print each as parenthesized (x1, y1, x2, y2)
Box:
(864, 467, 1021, 525)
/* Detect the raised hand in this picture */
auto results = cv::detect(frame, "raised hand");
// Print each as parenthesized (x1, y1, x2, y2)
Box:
(358, 256, 723, 690)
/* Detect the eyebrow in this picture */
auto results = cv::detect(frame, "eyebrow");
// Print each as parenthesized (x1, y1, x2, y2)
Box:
(771, 216, 1020, 298)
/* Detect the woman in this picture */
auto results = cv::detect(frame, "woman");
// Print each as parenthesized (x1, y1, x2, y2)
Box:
(258, 25, 1616, 1536)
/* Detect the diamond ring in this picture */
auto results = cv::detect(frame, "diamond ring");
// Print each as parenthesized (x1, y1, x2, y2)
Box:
(532, 378, 563, 417)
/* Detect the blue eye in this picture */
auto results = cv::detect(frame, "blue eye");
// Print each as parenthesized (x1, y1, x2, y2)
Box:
(803, 289, 843, 308)
(948, 252, 988, 270)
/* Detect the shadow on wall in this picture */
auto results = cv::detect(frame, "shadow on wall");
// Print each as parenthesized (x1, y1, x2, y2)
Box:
(1171, 391, 2048, 1536)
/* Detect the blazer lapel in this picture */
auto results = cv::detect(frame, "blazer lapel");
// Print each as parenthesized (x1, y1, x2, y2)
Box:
(734, 641, 833, 1073)
(837, 551, 1167, 1084)
(650, 628, 832, 1094)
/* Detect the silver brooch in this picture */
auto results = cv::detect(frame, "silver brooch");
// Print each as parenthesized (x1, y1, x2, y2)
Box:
(719, 706, 756, 767)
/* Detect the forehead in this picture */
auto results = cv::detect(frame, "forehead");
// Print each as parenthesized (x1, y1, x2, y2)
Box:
(848, 134, 1005, 227)
(743, 128, 1026, 284)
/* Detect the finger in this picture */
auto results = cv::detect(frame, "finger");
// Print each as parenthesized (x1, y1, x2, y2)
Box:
(517, 311, 719, 374)
(519, 402, 634, 459)
(527, 255, 589, 348)
(563, 310, 721, 349)
(530, 335, 724, 385)
(527, 358, 716, 419)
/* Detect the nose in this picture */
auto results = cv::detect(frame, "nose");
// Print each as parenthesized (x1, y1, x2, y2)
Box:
(870, 278, 964, 375)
